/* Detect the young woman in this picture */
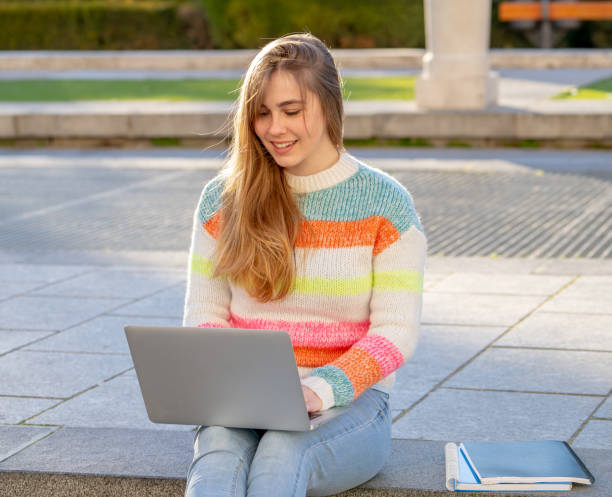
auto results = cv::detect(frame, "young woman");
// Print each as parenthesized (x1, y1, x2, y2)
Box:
(183, 32, 427, 497)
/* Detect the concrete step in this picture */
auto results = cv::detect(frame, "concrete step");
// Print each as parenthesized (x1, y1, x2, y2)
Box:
(1, 436, 609, 497)
(1, 49, 611, 71)
(0, 100, 610, 145)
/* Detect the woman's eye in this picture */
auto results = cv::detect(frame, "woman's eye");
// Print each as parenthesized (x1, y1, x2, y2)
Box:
(257, 109, 299, 117)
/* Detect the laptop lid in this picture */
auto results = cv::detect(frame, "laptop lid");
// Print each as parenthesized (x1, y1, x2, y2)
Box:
(124, 325, 347, 431)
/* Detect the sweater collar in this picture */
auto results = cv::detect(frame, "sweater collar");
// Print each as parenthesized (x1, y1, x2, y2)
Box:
(283, 151, 359, 194)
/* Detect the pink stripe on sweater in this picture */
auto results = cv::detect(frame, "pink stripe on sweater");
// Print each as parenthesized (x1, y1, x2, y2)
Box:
(353, 335, 404, 377)
(228, 312, 371, 348)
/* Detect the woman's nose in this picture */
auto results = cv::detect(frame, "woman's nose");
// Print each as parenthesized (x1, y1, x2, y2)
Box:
(268, 114, 287, 135)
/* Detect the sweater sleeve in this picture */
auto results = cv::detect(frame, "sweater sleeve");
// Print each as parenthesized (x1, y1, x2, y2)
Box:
(302, 187, 427, 410)
(182, 177, 231, 328)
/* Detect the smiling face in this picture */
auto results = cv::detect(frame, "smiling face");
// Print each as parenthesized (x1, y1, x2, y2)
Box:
(253, 69, 339, 176)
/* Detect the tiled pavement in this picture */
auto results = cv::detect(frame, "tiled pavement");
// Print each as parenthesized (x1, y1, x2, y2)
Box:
(1, 152, 610, 258)
(0, 146, 610, 495)
(0, 254, 610, 495)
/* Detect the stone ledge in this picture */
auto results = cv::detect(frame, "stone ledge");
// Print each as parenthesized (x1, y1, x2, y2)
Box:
(0, 433, 609, 497)
(0, 49, 611, 71)
(0, 105, 611, 141)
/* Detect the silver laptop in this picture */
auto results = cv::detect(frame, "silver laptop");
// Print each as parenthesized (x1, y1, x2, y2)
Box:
(124, 325, 349, 431)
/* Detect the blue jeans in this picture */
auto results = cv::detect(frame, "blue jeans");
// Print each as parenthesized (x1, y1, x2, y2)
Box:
(184, 387, 391, 497)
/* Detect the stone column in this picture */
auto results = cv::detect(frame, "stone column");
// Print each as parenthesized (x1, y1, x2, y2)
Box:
(415, 0, 498, 110)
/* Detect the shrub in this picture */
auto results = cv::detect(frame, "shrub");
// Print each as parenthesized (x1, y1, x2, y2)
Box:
(198, 0, 425, 49)
(0, 0, 213, 49)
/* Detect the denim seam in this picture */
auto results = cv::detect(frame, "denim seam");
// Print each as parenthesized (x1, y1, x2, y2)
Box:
(186, 438, 257, 495)
(312, 394, 389, 450)
(232, 445, 257, 497)
(292, 398, 390, 497)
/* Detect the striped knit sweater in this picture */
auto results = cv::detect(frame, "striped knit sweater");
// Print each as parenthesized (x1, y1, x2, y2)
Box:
(183, 151, 427, 411)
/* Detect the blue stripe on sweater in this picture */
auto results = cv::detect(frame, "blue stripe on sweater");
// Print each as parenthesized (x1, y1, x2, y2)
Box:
(197, 176, 224, 224)
(297, 162, 423, 233)
(196, 162, 424, 234)
(309, 365, 355, 407)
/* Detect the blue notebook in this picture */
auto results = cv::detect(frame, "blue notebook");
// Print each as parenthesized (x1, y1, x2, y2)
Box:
(445, 441, 595, 492)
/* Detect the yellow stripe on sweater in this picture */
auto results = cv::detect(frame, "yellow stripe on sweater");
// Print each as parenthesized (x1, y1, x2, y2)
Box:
(374, 270, 424, 293)
(192, 255, 423, 295)
(191, 253, 216, 278)
(292, 274, 372, 296)
(292, 270, 423, 295)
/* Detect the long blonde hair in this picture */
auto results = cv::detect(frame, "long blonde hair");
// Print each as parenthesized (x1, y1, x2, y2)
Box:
(212, 33, 345, 302)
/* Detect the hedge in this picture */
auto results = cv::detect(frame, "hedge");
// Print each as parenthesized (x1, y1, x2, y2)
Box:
(0, 0, 609, 50)
(0, 1, 212, 49)
(198, 0, 426, 49)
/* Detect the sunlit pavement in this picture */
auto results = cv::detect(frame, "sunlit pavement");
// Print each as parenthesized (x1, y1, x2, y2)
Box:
(0, 147, 610, 495)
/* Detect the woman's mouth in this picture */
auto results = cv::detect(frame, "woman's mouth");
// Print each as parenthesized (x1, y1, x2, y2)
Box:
(271, 140, 298, 154)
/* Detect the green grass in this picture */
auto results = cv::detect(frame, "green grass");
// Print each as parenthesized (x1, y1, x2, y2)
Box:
(0, 77, 415, 102)
(552, 77, 612, 100)
(5, 75, 612, 102)
(342, 77, 415, 100)
(0, 79, 242, 102)
(150, 137, 182, 146)
(345, 137, 432, 147)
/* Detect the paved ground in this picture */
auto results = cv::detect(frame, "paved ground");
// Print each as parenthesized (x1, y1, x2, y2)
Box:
(0, 148, 610, 495)
(0, 148, 609, 258)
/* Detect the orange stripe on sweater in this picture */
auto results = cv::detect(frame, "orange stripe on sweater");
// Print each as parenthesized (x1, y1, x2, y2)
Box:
(332, 348, 383, 398)
(296, 217, 400, 255)
(205, 214, 401, 255)
(294, 346, 351, 367)
(203, 212, 221, 238)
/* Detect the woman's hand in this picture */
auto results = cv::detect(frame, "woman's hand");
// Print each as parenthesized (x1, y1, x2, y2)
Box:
(302, 385, 323, 413)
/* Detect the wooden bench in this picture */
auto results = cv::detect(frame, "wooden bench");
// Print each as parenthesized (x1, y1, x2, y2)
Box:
(498, 1, 612, 48)
(499, 1, 612, 21)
